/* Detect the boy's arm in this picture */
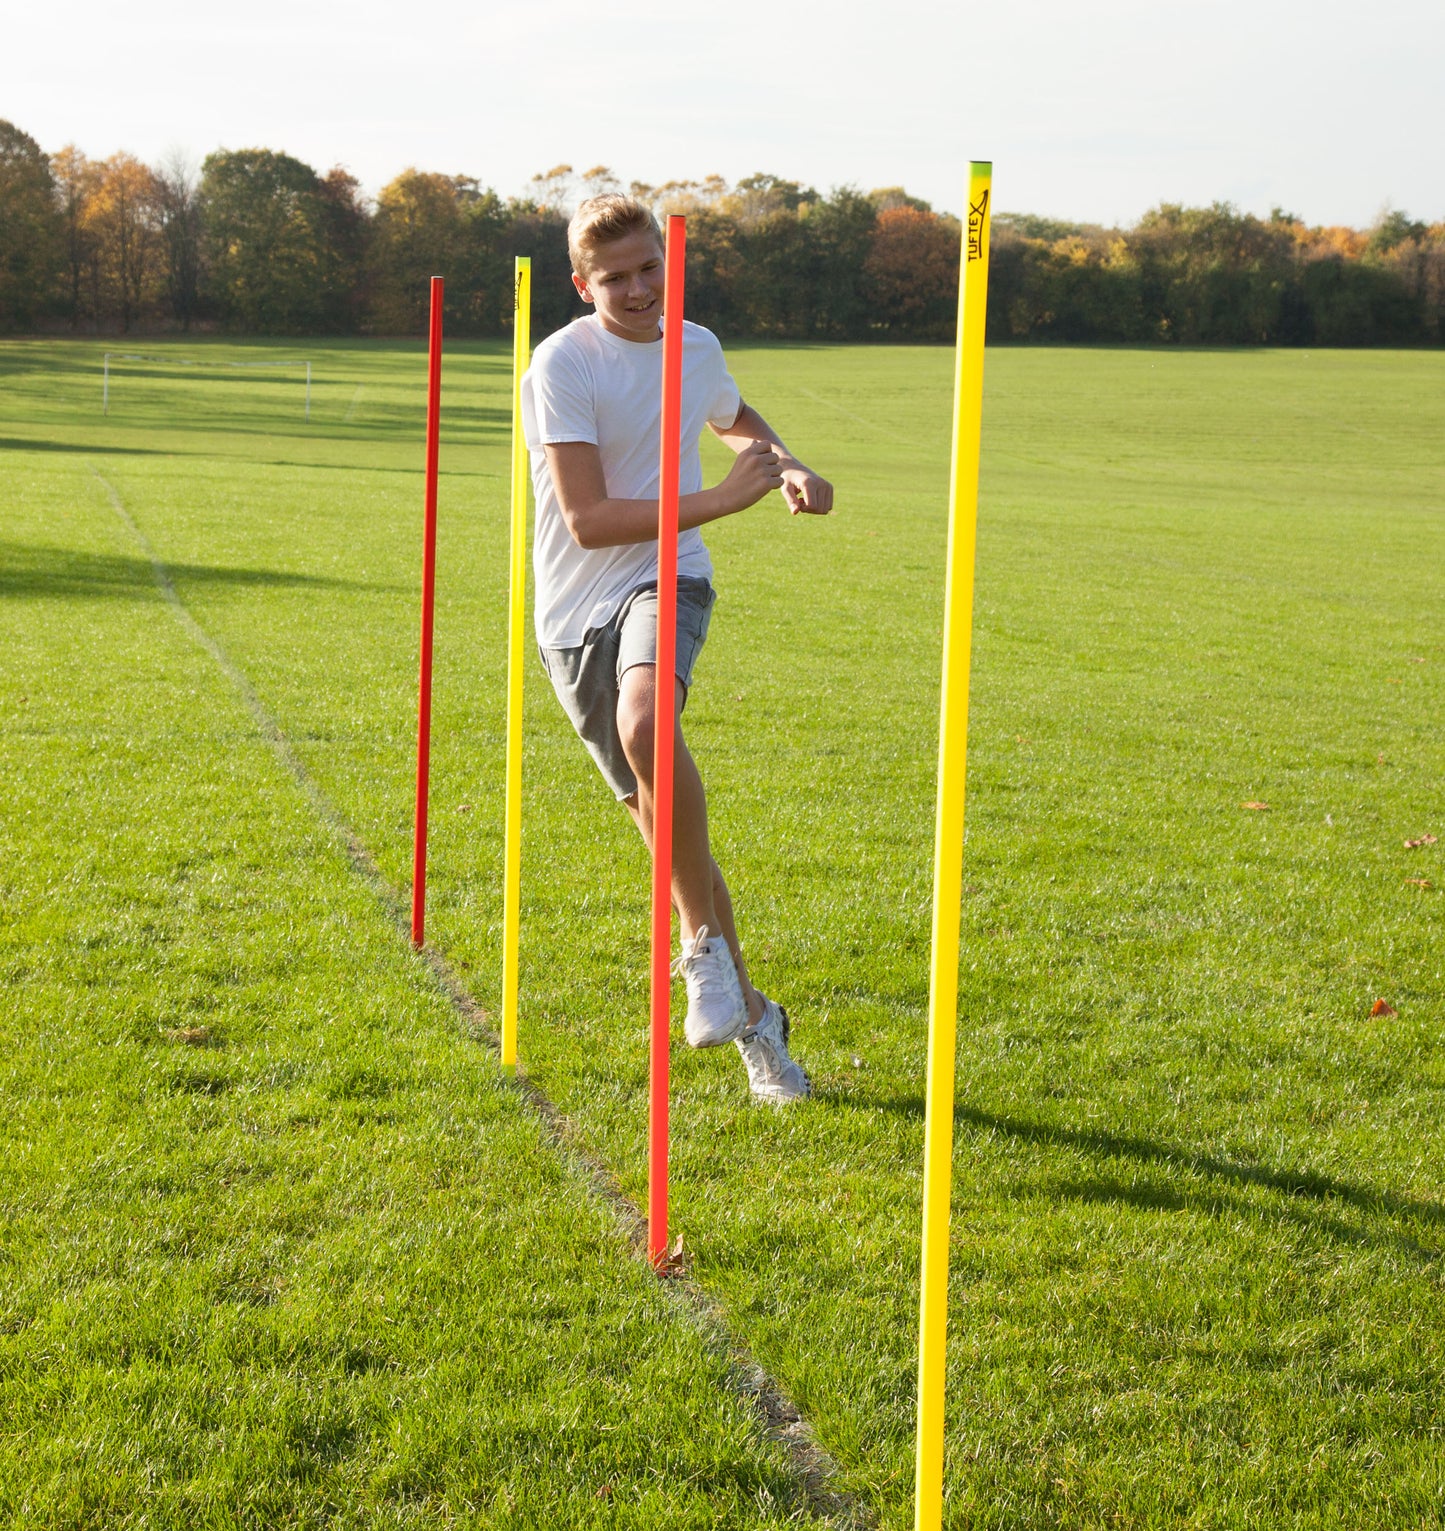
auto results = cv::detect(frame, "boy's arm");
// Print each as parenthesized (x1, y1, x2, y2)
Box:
(709, 400, 834, 516)
(544, 437, 786, 550)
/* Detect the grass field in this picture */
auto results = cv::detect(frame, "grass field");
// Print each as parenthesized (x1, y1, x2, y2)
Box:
(2, 335, 1442, 1529)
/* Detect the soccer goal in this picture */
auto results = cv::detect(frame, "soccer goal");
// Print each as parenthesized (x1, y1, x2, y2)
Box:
(101, 353, 313, 420)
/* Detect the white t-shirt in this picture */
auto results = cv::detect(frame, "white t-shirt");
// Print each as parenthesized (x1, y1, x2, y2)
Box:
(522, 314, 742, 648)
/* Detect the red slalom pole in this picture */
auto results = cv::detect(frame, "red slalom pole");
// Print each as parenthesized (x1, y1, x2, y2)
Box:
(648, 217, 686, 1267)
(411, 275, 444, 948)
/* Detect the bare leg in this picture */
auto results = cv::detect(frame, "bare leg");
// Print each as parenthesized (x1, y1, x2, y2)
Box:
(618, 664, 764, 1024)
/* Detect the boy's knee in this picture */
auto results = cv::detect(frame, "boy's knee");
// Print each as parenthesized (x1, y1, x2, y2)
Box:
(615, 684, 656, 773)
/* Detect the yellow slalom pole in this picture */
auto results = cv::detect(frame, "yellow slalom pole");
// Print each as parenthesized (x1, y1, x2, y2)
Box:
(501, 257, 532, 1073)
(915, 162, 992, 1531)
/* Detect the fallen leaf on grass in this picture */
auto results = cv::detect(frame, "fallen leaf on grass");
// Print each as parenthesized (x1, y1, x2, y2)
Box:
(1404, 834, 1438, 849)
(1242, 801, 1270, 811)
(163, 1026, 212, 1046)
(1405, 878, 1433, 889)
(456, 803, 472, 813)
(594, 1485, 612, 1501)
(1410, 656, 1426, 663)
(1369, 999, 1397, 1018)
(1386, 678, 1402, 685)
(654, 1233, 689, 1280)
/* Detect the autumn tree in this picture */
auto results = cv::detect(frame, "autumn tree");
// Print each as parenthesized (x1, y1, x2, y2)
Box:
(728, 173, 814, 227)
(868, 187, 935, 215)
(370, 170, 476, 333)
(1423, 224, 1445, 343)
(525, 164, 575, 212)
(84, 153, 163, 331)
(200, 148, 348, 332)
(644, 174, 731, 216)
(863, 205, 958, 339)
(368, 170, 514, 334)
(573, 165, 620, 204)
(49, 145, 101, 329)
(0, 119, 63, 330)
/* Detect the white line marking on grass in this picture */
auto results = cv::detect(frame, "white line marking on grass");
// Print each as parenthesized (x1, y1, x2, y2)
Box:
(796, 384, 1078, 475)
(1280, 399, 1400, 450)
(795, 385, 951, 459)
(87, 462, 869, 1531)
(795, 386, 877, 431)
(794, 386, 933, 455)
(343, 384, 363, 422)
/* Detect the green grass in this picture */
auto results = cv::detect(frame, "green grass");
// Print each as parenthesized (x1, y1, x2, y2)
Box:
(2, 336, 1443, 1529)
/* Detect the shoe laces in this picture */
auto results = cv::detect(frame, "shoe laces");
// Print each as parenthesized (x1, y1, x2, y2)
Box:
(671, 924, 715, 980)
(741, 1011, 775, 1053)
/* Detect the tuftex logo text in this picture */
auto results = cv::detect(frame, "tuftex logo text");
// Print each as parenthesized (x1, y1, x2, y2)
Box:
(967, 189, 990, 262)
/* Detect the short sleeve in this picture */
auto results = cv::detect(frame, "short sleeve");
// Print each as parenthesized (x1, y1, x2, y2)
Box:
(524, 336, 598, 448)
(705, 355, 742, 432)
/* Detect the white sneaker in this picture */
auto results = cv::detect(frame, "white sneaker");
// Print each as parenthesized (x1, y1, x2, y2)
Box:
(674, 926, 748, 1048)
(735, 997, 811, 1104)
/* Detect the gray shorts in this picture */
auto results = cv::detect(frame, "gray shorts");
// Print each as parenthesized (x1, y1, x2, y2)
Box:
(539, 577, 716, 801)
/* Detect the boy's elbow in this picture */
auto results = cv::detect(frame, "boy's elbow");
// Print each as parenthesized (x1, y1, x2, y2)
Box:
(562, 507, 600, 550)
(560, 508, 593, 551)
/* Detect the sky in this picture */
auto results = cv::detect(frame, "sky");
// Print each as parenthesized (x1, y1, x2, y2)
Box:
(4, 0, 1441, 229)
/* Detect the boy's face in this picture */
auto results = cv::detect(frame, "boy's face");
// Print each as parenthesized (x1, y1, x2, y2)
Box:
(571, 229, 667, 342)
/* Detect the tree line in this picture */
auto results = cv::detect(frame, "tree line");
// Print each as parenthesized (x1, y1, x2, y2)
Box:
(3, 119, 1442, 346)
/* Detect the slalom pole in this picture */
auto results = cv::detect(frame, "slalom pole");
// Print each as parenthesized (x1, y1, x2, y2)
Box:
(648, 215, 686, 1268)
(411, 275, 445, 948)
(914, 162, 992, 1531)
(501, 258, 532, 1072)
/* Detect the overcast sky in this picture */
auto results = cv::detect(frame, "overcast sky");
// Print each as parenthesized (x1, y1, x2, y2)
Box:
(5, 0, 1441, 229)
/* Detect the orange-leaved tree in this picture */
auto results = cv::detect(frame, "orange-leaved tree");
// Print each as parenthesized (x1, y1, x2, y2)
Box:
(862, 205, 959, 339)
(83, 152, 162, 332)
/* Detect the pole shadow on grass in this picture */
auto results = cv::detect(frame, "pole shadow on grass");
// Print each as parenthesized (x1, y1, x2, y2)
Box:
(0, 543, 391, 601)
(2, 438, 504, 478)
(850, 1097, 1443, 1260)
(1, 436, 168, 456)
(956, 1106, 1443, 1223)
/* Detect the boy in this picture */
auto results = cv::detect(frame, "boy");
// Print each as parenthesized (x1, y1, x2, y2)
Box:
(521, 194, 833, 1104)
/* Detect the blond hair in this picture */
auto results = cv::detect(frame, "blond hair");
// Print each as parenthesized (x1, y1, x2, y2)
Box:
(568, 194, 662, 276)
